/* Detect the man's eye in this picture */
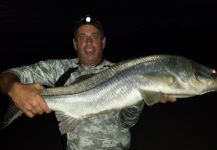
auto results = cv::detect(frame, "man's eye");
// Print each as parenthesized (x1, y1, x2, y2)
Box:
(78, 36, 86, 40)
(92, 35, 99, 39)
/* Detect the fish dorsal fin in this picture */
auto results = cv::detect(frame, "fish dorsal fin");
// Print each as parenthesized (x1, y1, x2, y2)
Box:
(55, 111, 83, 134)
(140, 90, 164, 106)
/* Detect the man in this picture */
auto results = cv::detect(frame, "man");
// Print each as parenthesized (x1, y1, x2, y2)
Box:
(0, 15, 176, 150)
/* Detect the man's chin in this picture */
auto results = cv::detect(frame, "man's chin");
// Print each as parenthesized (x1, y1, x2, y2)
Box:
(83, 56, 95, 62)
(85, 55, 95, 60)
(84, 57, 101, 66)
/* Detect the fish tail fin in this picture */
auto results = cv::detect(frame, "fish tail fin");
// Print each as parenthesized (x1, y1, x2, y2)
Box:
(0, 101, 23, 130)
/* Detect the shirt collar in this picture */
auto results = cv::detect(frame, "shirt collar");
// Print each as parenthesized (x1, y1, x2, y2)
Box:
(78, 59, 110, 70)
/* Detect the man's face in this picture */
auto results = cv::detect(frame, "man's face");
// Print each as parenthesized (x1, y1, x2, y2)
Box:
(73, 25, 106, 66)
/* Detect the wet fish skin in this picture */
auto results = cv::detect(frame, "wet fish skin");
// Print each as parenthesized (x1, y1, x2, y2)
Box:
(44, 54, 217, 133)
(1, 54, 217, 134)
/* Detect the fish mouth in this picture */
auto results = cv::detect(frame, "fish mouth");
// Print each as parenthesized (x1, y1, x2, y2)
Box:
(204, 87, 217, 93)
(197, 84, 217, 95)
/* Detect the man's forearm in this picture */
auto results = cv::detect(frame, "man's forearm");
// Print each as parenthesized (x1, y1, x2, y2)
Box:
(0, 71, 51, 117)
(0, 72, 20, 96)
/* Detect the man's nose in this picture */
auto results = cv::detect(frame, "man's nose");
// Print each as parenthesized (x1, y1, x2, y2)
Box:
(86, 36, 93, 43)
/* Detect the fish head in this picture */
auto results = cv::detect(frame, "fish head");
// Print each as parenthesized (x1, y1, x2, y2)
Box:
(189, 61, 217, 94)
(142, 56, 217, 97)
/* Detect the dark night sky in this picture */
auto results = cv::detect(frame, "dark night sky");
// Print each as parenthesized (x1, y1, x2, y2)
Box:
(0, 0, 217, 149)
(0, 0, 217, 66)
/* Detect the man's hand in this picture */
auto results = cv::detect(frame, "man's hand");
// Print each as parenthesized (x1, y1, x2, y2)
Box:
(160, 94, 177, 103)
(9, 82, 51, 118)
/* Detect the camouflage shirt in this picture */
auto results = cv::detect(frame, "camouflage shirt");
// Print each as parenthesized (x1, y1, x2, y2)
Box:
(7, 58, 144, 150)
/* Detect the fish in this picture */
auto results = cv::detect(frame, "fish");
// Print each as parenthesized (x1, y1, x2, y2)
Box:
(1, 54, 217, 134)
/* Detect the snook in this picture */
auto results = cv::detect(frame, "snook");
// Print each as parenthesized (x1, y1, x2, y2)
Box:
(1, 54, 217, 134)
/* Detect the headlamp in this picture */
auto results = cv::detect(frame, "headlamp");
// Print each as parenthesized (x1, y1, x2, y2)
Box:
(73, 15, 104, 37)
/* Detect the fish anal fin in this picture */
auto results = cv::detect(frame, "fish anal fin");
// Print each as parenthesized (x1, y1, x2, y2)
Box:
(55, 111, 83, 134)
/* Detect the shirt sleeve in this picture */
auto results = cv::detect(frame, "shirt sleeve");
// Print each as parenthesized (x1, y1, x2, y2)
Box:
(118, 101, 144, 128)
(5, 59, 72, 87)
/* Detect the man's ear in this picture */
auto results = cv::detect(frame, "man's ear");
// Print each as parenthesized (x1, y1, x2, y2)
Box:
(102, 37, 106, 49)
(73, 38, 77, 51)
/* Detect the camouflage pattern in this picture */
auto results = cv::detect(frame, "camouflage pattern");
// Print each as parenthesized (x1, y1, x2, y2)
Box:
(8, 58, 144, 150)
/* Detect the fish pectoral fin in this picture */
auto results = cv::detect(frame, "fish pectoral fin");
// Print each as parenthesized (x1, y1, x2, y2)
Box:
(55, 111, 83, 135)
(140, 91, 164, 106)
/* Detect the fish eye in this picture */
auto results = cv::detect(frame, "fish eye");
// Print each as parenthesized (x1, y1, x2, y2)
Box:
(211, 69, 216, 74)
(211, 69, 217, 77)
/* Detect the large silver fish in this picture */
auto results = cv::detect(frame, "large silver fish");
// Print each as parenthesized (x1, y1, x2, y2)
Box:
(1, 54, 217, 134)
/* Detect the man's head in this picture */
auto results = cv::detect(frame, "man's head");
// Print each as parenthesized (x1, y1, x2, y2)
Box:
(73, 15, 106, 66)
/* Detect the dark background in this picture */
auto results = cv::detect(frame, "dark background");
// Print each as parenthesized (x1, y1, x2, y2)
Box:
(0, 0, 217, 149)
